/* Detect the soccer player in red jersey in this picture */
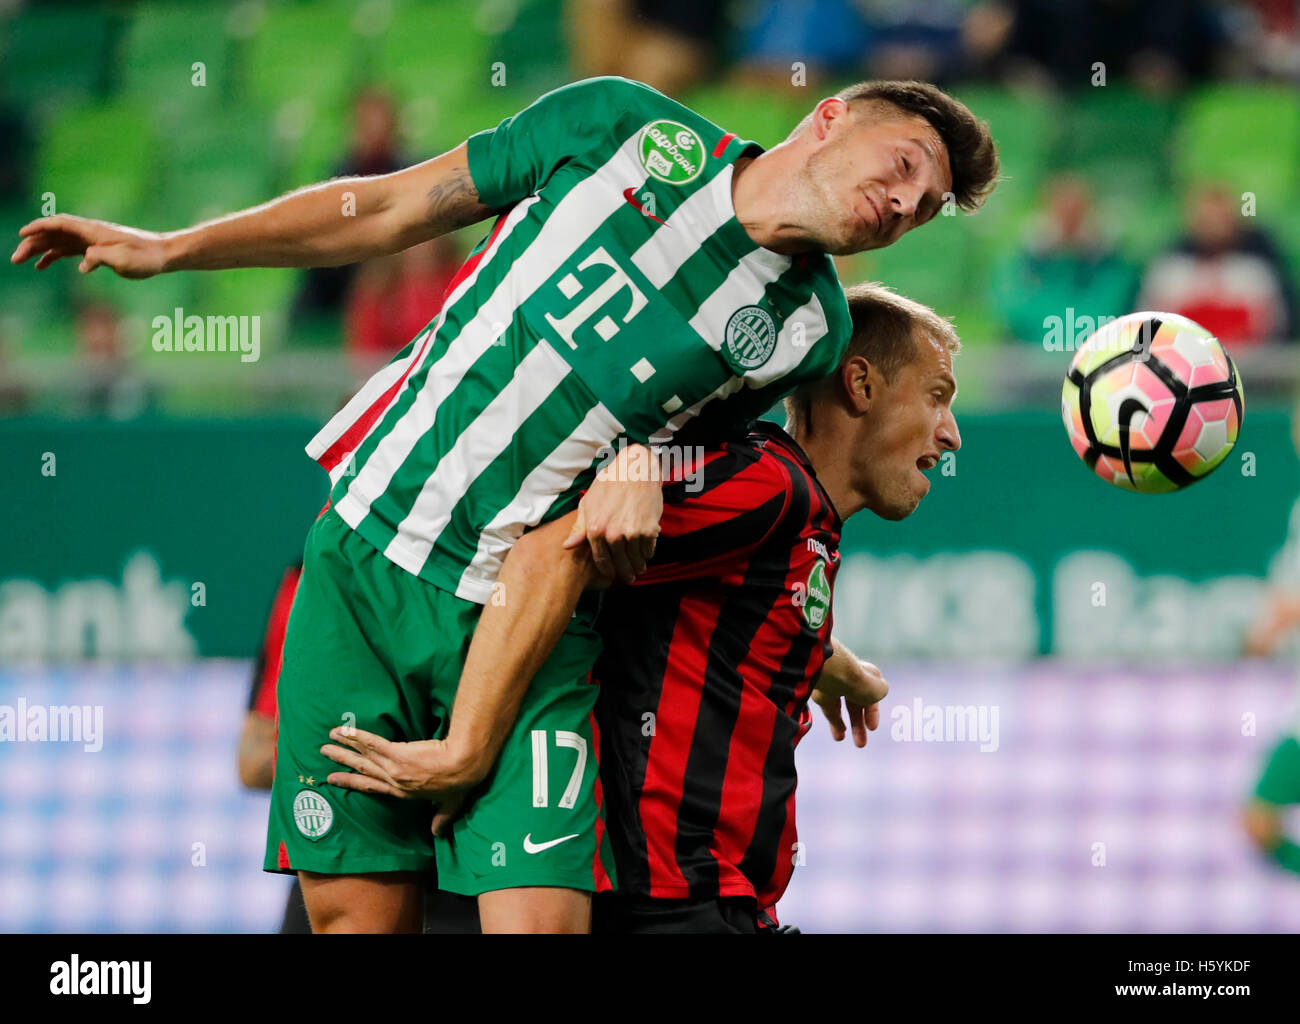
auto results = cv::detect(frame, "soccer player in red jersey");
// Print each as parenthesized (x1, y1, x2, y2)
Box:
(323, 282, 960, 931)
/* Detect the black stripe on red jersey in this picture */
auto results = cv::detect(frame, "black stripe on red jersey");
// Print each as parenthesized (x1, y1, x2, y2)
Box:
(594, 583, 683, 893)
(670, 458, 814, 897)
(647, 452, 790, 572)
(594, 420, 842, 904)
(247, 563, 302, 719)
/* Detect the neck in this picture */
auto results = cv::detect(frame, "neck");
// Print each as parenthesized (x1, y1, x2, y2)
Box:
(788, 417, 865, 521)
(731, 149, 822, 256)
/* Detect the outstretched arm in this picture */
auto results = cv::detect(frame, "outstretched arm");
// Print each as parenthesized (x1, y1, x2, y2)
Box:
(321, 506, 602, 830)
(11, 142, 493, 278)
(321, 444, 662, 830)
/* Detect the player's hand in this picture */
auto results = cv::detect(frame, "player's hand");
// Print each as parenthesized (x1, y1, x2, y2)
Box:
(562, 443, 662, 584)
(321, 726, 480, 835)
(11, 214, 169, 278)
(816, 653, 888, 709)
(812, 689, 880, 747)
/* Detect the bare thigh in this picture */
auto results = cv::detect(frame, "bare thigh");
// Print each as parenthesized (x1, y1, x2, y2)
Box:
(298, 871, 423, 934)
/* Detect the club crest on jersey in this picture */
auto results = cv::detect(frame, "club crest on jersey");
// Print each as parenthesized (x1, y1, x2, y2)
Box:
(638, 119, 704, 185)
(802, 560, 831, 629)
(293, 789, 334, 840)
(723, 305, 778, 373)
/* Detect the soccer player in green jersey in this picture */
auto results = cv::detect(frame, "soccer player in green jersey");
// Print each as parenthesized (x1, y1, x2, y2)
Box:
(1243, 401, 1300, 878)
(14, 76, 997, 931)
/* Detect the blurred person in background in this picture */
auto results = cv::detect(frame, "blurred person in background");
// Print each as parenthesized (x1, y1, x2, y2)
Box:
(344, 236, 461, 382)
(733, 0, 873, 91)
(961, 0, 1223, 93)
(239, 562, 312, 934)
(566, 0, 724, 95)
(0, 330, 31, 414)
(69, 300, 152, 419)
(292, 88, 409, 327)
(1138, 182, 1297, 348)
(1242, 398, 1300, 878)
(1234, 0, 1300, 80)
(860, 0, 968, 84)
(991, 173, 1138, 344)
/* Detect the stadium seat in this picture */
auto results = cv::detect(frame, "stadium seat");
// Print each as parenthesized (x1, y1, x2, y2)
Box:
(0, 4, 112, 115)
(1174, 85, 1300, 212)
(683, 83, 806, 149)
(119, 3, 235, 119)
(949, 84, 1060, 221)
(243, 2, 361, 111)
(155, 110, 276, 224)
(74, 268, 197, 326)
(1057, 88, 1176, 197)
(35, 103, 156, 221)
(197, 267, 298, 325)
(374, 0, 487, 104)
(840, 212, 975, 323)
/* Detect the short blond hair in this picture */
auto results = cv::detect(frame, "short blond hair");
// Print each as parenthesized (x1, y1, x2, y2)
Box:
(785, 282, 959, 433)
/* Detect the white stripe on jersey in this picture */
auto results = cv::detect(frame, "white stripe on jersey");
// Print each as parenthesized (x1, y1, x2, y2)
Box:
(332, 197, 539, 518)
(630, 169, 735, 289)
(335, 134, 646, 532)
(747, 290, 831, 388)
(455, 400, 626, 603)
(307, 195, 532, 483)
(306, 323, 430, 473)
(381, 341, 574, 576)
(687, 250, 791, 353)
(646, 291, 832, 446)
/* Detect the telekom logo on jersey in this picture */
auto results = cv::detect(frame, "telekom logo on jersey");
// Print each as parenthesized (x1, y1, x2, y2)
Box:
(543, 246, 647, 350)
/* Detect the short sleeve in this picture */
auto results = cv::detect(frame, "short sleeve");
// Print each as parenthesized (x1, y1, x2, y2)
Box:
(466, 77, 646, 209)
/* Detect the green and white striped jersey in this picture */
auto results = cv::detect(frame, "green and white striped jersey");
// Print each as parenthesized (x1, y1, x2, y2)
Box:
(307, 76, 852, 603)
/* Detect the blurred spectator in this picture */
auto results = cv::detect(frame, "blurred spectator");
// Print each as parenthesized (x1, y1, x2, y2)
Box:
(992, 174, 1139, 343)
(0, 102, 31, 201)
(734, 0, 872, 90)
(70, 301, 152, 419)
(1138, 183, 1297, 347)
(1234, 0, 1300, 80)
(0, 329, 31, 414)
(345, 237, 462, 380)
(862, 0, 967, 83)
(292, 88, 408, 326)
(963, 0, 1223, 93)
(567, 0, 724, 95)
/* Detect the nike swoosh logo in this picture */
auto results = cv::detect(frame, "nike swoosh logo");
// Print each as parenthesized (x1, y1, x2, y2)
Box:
(522, 832, 580, 854)
(623, 187, 667, 226)
(1117, 397, 1148, 484)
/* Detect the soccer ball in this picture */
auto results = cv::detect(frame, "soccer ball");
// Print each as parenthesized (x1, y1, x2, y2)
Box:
(1061, 312, 1244, 493)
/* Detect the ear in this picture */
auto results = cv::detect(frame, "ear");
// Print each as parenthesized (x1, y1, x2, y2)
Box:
(812, 97, 851, 141)
(840, 354, 873, 414)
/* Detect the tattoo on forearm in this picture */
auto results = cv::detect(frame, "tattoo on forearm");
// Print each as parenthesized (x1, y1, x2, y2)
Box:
(426, 166, 492, 229)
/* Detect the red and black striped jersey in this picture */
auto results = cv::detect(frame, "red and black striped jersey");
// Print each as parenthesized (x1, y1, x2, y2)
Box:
(247, 563, 303, 720)
(593, 420, 841, 910)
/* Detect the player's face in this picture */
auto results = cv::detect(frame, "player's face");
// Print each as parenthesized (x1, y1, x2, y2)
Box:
(858, 335, 961, 520)
(804, 109, 953, 256)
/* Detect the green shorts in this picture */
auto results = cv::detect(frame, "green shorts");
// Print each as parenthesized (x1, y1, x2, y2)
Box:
(264, 505, 618, 895)
(1254, 733, 1300, 806)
